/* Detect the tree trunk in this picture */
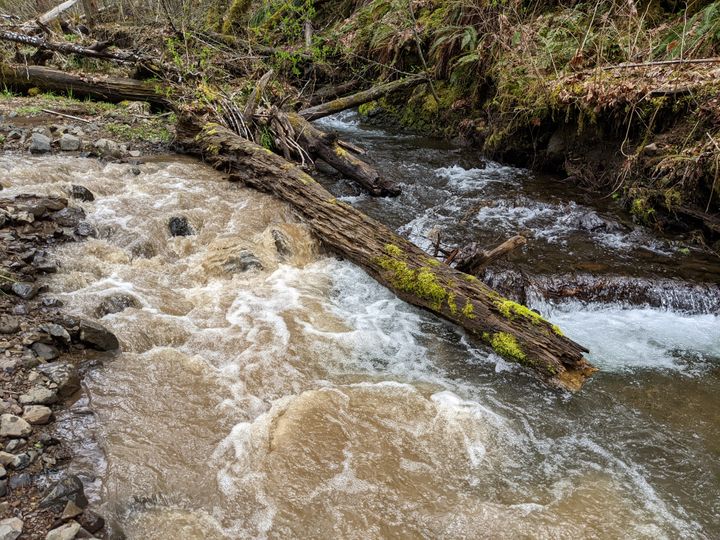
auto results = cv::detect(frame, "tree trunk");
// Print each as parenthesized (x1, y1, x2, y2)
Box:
(284, 112, 400, 196)
(308, 80, 362, 106)
(0, 30, 140, 64)
(0, 64, 169, 106)
(299, 75, 427, 121)
(80, 0, 97, 25)
(177, 119, 596, 391)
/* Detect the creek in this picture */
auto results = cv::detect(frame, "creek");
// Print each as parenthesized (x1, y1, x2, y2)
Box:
(1, 111, 718, 539)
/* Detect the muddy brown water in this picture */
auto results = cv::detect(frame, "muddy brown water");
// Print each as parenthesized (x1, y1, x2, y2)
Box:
(1, 112, 719, 539)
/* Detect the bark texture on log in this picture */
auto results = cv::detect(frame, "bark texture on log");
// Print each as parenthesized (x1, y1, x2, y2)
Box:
(285, 112, 400, 196)
(299, 75, 426, 121)
(0, 64, 169, 106)
(178, 120, 596, 391)
(308, 80, 362, 106)
(455, 235, 527, 275)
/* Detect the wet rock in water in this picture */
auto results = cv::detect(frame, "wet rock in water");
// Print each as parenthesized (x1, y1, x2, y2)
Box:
(59, 134, 81, 152)
(39, 323, 72, 345)
(0, 414, 32, 438)
(10, 282, 40, 300)
(42, 298, 64, 308)
(32, 251, 57, 273)
(572, 211, 622, 232)
(31, 342, 60, 361)
(29, 133, 51, 154)
(223, 250, 263, 273)
(38, 363, 80, 398)
(77, 510, 104, 534)
(94, 138, 122, 158)
(40, 474, 88, 509)
(78, 319, 120, 351)
(168, 216, 194, 237)
(130, 165, 141, 175)
(45, 521, 81, 540)
(52, 206, 85, 227)
(19, 386, 58, 406)
(70, 185, 94, 202)
(272, 229, 292, 258)
(0, 517, 23, 540)
(95, 293, 140, 317)
(0, 316, 20, 335)
(22, 405, 52, 425)
(74, 221, 96, 237)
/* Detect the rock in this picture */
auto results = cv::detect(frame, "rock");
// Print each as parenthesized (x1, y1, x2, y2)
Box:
(59, 134, 81, 152)
(8, 473, 31, 489)
(46, 521, 81, 540)
(223, 250, 263, 273)
(272, 229, 292, 258)
(23, 405, 52, 425)
(19, 386, 58, 406)
(0, 479, 6, 498)
(128, 150, 141, 158)
(546, 128, 568, 160)
(38, 363, 80, 398)
(61, 500, 83, 520)
(10, 282, 39, 300)
(93, 138, 122, 158)
(52, 207, 84, 227)
(0, 453, 14, 466)
(573, 211, 623, 232)
(29, 133, 52, 154)
(0, 465, 5, 479)
(78, 320, 119, 351)
(40, 475, 88, 509)
(168, 216, 194, 237)
(643, 142, 659, 155)
(0, 415, 32, 438)
(94, 294, 140, 317)
(130, 166, 141, 175)
(31, 342, 60, 361)
(10, 305, 26, 316)
(0, 316, 19, 335)
(40, 323, 72, 345)
(10, 452, 32, 471)
(42, 298, 64, 308)
(70, 185, 94, 202)
(33, 252, 57, 273)
(77, 510, 104, 534)
(0, 360, 19, 374)
(39, 433, 59, 446)
(75, 221, 96, 237)
(3, 440, 24, 453)
(0, 517, 22, 540)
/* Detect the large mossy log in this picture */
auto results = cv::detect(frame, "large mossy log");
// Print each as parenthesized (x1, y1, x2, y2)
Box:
(299, 75, 426, 121)
(177, 120, 596, 391)
(0, 64, 168, 106)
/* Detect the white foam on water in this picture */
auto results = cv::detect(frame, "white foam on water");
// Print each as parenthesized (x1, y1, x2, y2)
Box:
(535, 300, 720, 372)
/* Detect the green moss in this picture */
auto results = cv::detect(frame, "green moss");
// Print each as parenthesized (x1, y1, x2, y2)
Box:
(462, 299, 475, 318)
(490, 332, 526, 362)
(447, 293, 457, 315)
(495, 299, 545, 325)
(222, 0, 253, 34)
(384, 243, 403, 257)
(551, 324, 564, 336)
(425, 257, 440, 267)
(377, 244, 449, 310)
(464, 274, 479, 282)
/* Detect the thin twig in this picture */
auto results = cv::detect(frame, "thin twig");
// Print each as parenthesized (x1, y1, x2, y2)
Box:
(41, 108, 91, 123)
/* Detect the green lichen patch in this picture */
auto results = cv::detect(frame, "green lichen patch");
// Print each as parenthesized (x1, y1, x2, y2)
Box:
(462, 299, 475, 318)
(551, 324, 564, 337)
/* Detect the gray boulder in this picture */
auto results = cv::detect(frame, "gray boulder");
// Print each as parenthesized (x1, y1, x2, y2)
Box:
(38, 363, 80, 398)
(45, 521, 81, 540)
(29, 133, 51, 154)
(59, 134, 81, 152)
(19, 386, 58, 406)
(40, 475, 88, 509)
(0, 414, 32, 438)
(78, 319, 120, 351)
(23, 405, 52, 425)
(0, 517, 22, 540)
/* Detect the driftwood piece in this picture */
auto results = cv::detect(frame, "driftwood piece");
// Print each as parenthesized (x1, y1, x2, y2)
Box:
(455, 235, 527, 275)
(0, 30, 141, 64)
(299, 75, 426, 121)
(243, 69, 273, 120)
(308, 80, 362, 106)
(177, 119, 596, 391)
(0, 64, 169, 106)
(284, 112, 400, 196)
(35, 0, 79, 26)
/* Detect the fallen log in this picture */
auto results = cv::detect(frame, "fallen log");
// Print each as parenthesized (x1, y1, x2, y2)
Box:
(284, 111, 400, 196)
(177, 119, 596, 391)
(299, 75, 427, 121)
(0, 30, 142, 64)
(34, 0, 79, 26)
(308, 80, 362, 106)
(0, 64, 169, 106)
(455, 235, 527, 275)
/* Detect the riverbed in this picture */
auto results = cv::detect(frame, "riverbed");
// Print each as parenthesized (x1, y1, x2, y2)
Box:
(1, 111, 718, 538)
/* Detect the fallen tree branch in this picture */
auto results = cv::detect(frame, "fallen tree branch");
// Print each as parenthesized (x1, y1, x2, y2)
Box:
(177, 119, 595, 391)
(33, 0, 79, 26)
(284, 111, 400, 196)
(601, 57, 720, 70)
(41, 108, 91, 123)
(455, 236, 527, 276)
(299, 75, 427, 121)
